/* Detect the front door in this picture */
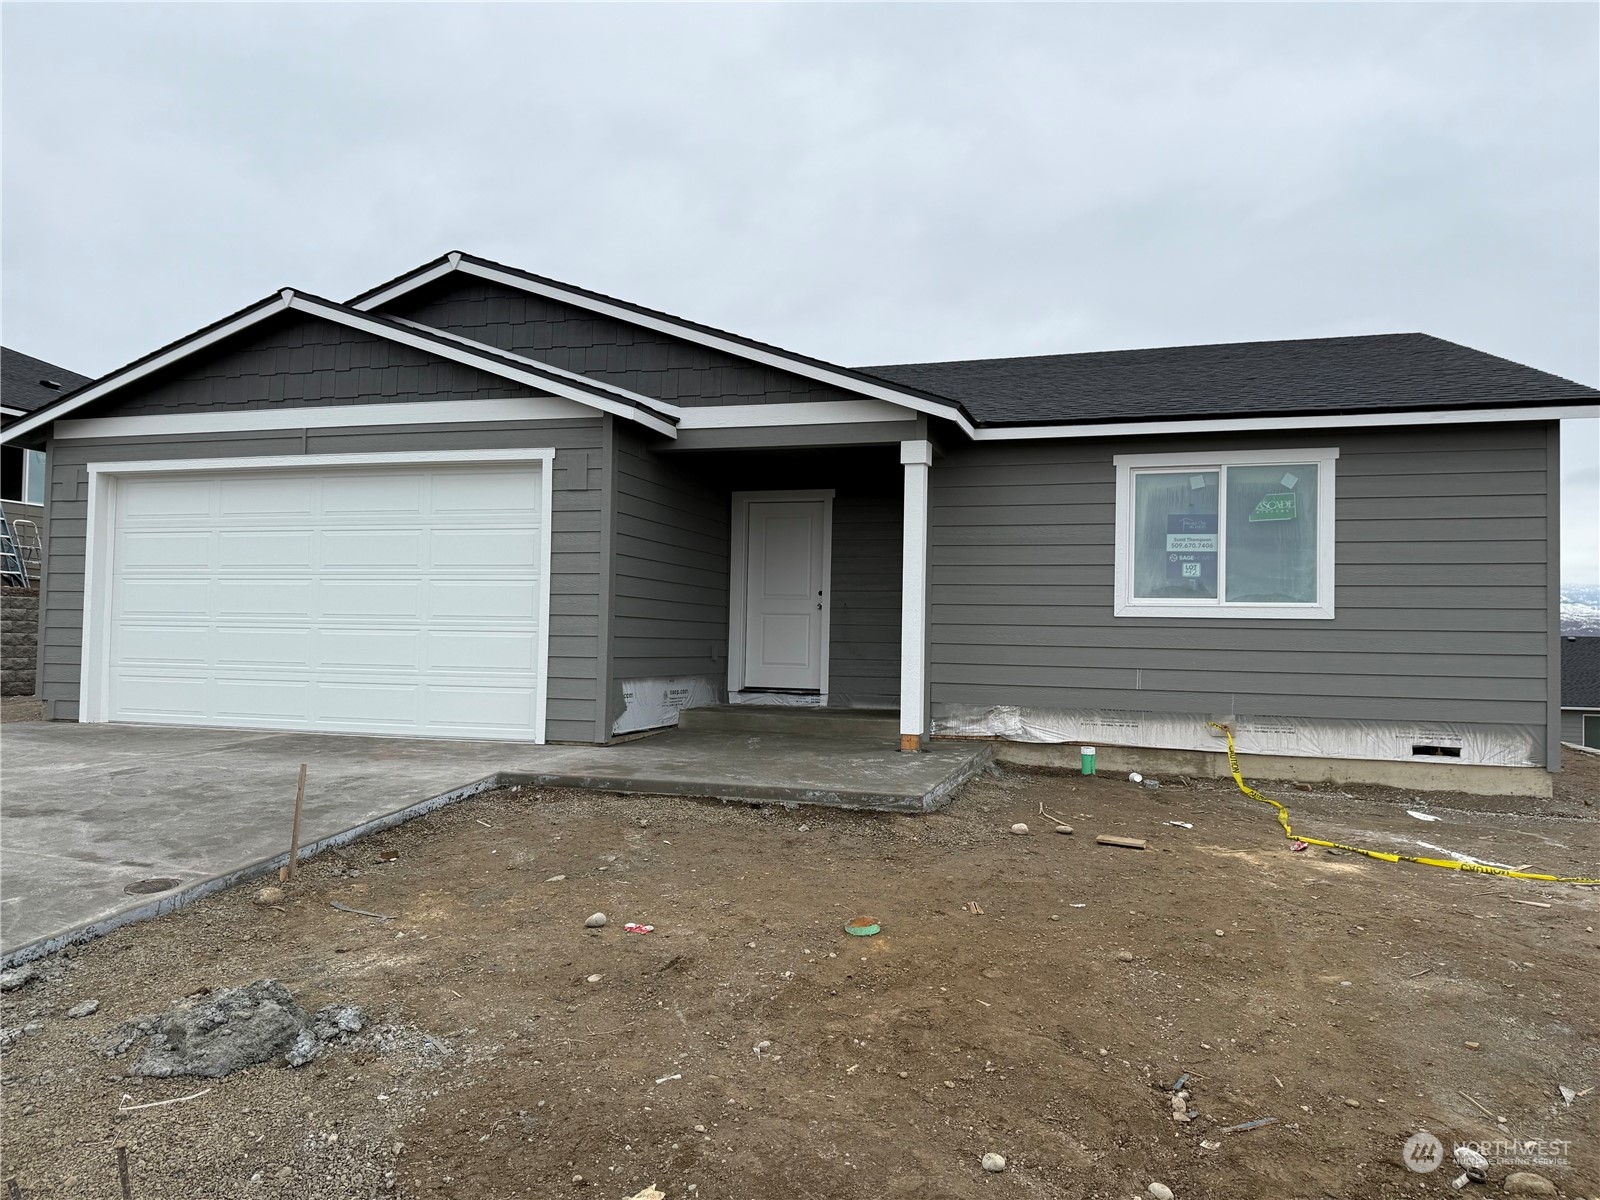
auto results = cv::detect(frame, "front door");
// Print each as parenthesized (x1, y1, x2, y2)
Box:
(740, 496, 829, 692)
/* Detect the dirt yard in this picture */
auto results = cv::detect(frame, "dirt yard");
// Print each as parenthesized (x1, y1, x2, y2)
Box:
(3, 753, 1598, 1199)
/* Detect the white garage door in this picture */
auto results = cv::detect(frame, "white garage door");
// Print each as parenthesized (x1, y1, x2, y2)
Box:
(103, 461, 547, 741)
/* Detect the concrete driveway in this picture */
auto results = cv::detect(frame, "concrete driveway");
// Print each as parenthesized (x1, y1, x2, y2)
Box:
(0, 720, 988, 964)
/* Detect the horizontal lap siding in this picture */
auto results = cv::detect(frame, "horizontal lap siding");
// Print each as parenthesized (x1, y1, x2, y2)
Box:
(40, 419, 607, 743)
(830, 493, 901, 706)
(609, 430, 730, 714)
(928, 425, 1554, 732)
(388, 280, 861, 408)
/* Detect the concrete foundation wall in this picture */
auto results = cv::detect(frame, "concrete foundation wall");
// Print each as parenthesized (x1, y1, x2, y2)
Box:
(982, 738, 1554, 798)
(1, 586, 39, 696)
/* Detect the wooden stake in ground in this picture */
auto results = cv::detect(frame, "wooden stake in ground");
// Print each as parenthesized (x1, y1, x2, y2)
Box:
(116, 1146, 133, 1200)
(279, 763, 308, 883)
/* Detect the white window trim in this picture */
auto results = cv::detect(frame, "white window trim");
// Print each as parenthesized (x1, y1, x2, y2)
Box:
(727, 489, 834, 702)
(1112, 447, 1338, 620)
(80, 448, 557, 742)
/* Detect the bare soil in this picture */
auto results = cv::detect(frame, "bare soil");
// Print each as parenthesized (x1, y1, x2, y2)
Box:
(3, 756, 1598, 1199)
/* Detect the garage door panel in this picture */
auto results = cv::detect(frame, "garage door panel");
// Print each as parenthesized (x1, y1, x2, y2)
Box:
(216, 579, 314, 617)
(217, 530, 314, 569)
(117, 578, 213, 617)
(425, 631, 537, 673)
(321, 473, 424, 515)
(218, 475, 314, 516)
(428, 579, 538, 621)
(214, 677, 312, 721)
(118, 531, 213, 570)
(119, 478, 213, 519)
(115, 624, 212, 665)
(113, 673, 212, 719)
(321, 579, 425, 620)
(104, 462, 547, 742)
(214, 626, 313, 668)
(313, 680, 419, 725)
(320, 529, 425, 570)
(313, 629, 422, 672)
(430, 470, 541, 516)
(431, 528, 540, 569)
(422, 684, 537, 731)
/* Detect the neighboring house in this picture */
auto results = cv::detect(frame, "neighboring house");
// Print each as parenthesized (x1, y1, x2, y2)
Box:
(2, 348, 91, 570)
(1561, 635, 1600, 749)
(2, 252, 1596, 788)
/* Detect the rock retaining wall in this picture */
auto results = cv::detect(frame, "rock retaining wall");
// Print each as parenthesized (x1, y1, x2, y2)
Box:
(1, 586, 39, 697)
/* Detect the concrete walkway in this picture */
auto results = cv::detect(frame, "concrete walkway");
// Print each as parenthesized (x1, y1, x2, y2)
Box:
(0, 721, 988, 965)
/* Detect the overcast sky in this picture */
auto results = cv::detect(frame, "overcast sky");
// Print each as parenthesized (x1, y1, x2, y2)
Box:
(3, 2, 1596, 579)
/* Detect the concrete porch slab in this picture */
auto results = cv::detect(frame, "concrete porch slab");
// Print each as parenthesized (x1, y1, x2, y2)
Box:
(0, 722, 988, 966)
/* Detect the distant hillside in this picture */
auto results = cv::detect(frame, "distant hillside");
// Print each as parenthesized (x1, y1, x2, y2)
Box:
(1563, 584, 1600, 634)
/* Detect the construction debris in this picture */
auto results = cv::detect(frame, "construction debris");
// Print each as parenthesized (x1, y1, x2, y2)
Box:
(1096, 835, 1148, 850)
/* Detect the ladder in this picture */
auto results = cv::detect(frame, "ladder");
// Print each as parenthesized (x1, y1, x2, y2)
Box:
(0, 511, 30, 588)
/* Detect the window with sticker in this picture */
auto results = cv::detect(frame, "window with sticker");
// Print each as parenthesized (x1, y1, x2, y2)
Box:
(1113, 449, 1338, 619)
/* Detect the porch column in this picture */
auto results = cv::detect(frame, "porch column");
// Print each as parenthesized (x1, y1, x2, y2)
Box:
(899, 439, 933, 752)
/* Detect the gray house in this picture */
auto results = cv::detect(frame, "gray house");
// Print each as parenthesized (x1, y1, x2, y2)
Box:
(1561, 636, 1600, 749)
(3, 252, 1596, 790)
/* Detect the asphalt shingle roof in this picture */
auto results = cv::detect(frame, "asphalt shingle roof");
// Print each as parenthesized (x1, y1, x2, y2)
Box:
(861, 333, 1600, 426)
(1563, 636, 1600, 709)
(2, 347, 91, 415)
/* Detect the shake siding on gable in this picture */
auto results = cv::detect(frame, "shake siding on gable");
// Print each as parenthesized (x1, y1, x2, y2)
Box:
(928, 424, 1555, 751)
(105, 315, 529, 413)
(384, 279, 863, 407)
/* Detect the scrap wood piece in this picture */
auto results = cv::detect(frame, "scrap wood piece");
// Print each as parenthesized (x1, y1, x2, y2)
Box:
(117, 1087, 212, 1114)
(331, 901, 394, 921)
(1096, 835, 1148, 850)
(1509, 899, 1552, 908)
(1221, 1116, 1278, 1134)
(965, 900, 985, 915)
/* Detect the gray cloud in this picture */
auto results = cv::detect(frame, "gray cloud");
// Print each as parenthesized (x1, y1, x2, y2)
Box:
(3, 2, 1595, 575)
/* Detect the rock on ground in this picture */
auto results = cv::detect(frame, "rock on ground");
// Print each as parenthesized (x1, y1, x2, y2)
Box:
(102, 979, 370, 1079)
(981, 1152, 1006, 1172)
(1502, 1173, 1557, 1197)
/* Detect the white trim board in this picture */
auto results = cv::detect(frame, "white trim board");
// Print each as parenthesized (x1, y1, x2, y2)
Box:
(1112, 447, 1339, 621)
(727, 489, 835, 701)
(54, 398, 598, 440)
(79, 447, 557, 742)
(353, 254, 980, 437)
(971, 405, 1598, 441)
(677, 399, 917, 429)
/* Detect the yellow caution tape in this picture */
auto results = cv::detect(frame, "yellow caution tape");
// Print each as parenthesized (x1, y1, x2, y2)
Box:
(1206, 723, 1600, 886)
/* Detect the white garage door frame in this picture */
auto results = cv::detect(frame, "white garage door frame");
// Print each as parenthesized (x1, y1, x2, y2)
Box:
(80, 447, 556, 742)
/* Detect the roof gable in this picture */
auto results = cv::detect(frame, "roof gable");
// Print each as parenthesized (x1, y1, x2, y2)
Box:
(1, 291, 677, 444)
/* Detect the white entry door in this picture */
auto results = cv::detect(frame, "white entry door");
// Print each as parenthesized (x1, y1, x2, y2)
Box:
(739, 495, 830, 691)
(96, 458, 549, 741)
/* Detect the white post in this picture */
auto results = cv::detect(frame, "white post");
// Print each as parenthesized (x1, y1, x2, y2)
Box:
(899, 440, 933, 752)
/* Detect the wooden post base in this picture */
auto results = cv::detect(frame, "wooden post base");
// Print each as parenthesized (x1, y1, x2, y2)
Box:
(900, 734, 921, 753)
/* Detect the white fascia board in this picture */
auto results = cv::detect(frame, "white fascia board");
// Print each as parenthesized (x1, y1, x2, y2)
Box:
(286, 296, 677, 438)
(440, 259, 977, 436)
(346, 255, 461, 312)
(678, 399, 916, 429)
(973, 404, 1600, 441)
(1, 406, 25, 417)
(0, 294, 291, 445)
(389, 316, 682, 419)
(54, 397, 597, 440)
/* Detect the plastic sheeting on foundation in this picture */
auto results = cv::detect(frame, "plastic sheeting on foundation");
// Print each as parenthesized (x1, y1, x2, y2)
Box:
(612, 676, 721, 736)
(933, 704, 1544, 768)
